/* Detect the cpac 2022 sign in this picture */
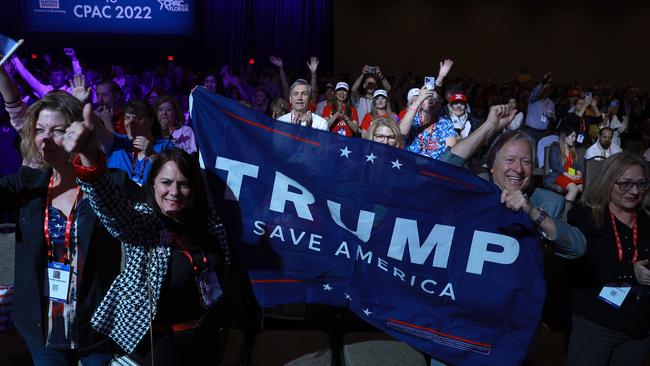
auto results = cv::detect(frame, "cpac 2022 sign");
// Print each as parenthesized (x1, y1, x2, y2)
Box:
(26, 0, 195, 35)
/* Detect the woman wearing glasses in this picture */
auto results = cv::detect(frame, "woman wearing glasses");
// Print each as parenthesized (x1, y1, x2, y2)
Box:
(365, 118, 403, 148)
(566, 153, 650, 365)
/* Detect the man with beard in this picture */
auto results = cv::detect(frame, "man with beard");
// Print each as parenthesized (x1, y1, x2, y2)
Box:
(584, 127, 621, 160)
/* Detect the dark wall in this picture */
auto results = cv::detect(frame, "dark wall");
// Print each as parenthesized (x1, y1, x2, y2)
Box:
(333, 0, 650, 88)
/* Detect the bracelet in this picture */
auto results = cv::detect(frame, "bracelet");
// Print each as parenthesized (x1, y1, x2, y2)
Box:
(3, 98, 21, 106)
(534, 207, 548, 226)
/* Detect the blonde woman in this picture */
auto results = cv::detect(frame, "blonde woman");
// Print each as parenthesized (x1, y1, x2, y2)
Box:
(365, 117, 403, 149)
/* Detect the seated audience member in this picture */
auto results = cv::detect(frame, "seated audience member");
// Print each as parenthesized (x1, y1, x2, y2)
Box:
(65, 124, 231, 363)
(270, 98, 290, 119)
(155, 95, 197, 154)
(440, 92, 481, 139)
(107, 100, 174, 185)
(351, 65, 392, 122)
(315, 82, 335, 115)
(399, 85, 457, 160)
(8, 48, 82, 98)
(360, 89, 399, 138)
(276, 79, 328, 130)
(364, 117, 403, 148)
(94, 79, 126, 134)
(545, 127, 584, 210)
(566, 153, 650, 366)
(584, 127, 621, 160)
(600, 98, 628, 146)
(321, 82, 359, 136)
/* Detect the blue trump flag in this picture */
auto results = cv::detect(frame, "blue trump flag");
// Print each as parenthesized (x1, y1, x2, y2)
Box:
(190, 87, 546, 366)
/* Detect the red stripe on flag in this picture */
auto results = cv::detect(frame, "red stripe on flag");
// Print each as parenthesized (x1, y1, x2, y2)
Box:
(250, 279, 304, 284)
(388, 318, 492, 348)
(419, 170, 475, 190)
(221, 109, 321, 147)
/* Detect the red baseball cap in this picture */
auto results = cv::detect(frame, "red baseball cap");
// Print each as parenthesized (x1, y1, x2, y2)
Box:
(448, 93, 467, 103)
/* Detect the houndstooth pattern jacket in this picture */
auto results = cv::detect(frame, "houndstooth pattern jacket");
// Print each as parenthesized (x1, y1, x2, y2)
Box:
(78, 173, 230, 353)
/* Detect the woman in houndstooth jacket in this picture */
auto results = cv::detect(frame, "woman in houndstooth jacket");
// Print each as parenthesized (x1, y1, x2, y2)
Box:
(64, 111, 231, 365)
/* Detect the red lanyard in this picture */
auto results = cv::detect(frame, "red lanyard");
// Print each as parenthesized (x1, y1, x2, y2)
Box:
(610, 211, 638, 263)
(174, 234, 208, 276)
(130, 151, 148, 181)
(43, 176, 83, 264)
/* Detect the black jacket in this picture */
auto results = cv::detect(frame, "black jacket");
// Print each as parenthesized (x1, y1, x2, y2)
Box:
(0, 167, 135, 353)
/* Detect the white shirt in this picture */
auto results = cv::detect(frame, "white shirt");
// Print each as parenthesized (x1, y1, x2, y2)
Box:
(277, 111, 328, 130)
(584, 141, 622, 160)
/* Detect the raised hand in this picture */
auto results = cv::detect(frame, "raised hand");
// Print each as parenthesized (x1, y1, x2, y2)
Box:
(133, 135, 153, 156)
(438, 59, 454, 80)
(63, 48, 77, 60)
(269, 56, 284, 68)
(361, 65, 370, 74)
(306, 56, 319, 73)
(485, 104, 517, 131)
(69, 74, 91, 103)
(63, 103, 99, 157)
(376, 67, 384, 80)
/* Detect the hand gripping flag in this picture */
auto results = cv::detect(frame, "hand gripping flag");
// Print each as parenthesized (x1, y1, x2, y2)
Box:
(190, 87, 546, 366)
(0, 34, 23, 66)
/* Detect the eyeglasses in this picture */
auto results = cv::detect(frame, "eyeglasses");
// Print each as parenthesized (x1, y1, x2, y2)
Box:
(615, 180, 650, 191)
(373, 134, 397, 141)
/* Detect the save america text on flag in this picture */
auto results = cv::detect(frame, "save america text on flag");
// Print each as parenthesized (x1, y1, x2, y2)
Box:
(190, 86, 546, 366)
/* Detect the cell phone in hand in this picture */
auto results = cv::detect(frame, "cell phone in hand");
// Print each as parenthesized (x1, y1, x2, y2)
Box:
(424, 76, 436, 91)
(585, 92, 592, 101)
(367, 66, 376, 74)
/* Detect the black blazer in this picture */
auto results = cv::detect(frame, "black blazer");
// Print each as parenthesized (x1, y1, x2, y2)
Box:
(0, 166, 136, 353)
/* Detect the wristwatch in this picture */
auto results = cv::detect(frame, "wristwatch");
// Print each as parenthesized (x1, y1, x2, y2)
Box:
(534, 207, 548, 226)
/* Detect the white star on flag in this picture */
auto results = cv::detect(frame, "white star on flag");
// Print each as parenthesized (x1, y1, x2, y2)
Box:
(391, 159, 403, 169)
(344, 293, 351, 301)
(322, 283, 333, 291)
(363, 308, 372, 317)
(365, 153, 377, 164)
(339, 146, 352, 158)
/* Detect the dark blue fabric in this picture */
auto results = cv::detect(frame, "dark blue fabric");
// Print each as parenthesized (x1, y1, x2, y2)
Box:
(191, 87, 546, 366)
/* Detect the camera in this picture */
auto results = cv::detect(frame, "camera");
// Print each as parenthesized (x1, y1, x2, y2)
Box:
(367, 66, 377, 74)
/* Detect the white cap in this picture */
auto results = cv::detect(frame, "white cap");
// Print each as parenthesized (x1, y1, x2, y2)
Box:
(335, 82, 349, 91)
(373, 89, 388, 98)
(407, 88, 420, 103)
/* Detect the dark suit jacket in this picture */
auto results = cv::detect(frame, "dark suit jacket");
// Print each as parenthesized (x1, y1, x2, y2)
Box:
(0, 167, 135, 353)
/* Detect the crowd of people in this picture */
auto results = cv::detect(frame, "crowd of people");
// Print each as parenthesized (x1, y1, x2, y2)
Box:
(2, 47, 650, 365)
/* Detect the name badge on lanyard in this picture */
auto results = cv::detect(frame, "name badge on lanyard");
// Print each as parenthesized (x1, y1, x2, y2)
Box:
(197, 269, 223, 309)
(43, 176, 82, 304)
(46, 262, 72, 303)
(598, 284, 631, 309)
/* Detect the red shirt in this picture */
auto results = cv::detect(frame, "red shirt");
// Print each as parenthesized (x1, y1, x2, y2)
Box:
(322, 104, 359, 137)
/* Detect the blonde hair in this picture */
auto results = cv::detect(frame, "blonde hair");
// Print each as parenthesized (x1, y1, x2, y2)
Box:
(365, 118, 403, 148)
(20, 91, 83, 168)
(581, 152, 650, 226)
